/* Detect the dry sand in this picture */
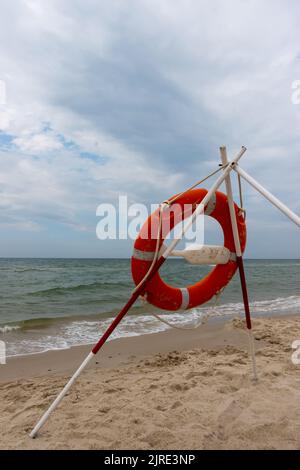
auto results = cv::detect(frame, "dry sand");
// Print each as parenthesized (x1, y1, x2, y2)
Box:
(1, 316, 300, 449)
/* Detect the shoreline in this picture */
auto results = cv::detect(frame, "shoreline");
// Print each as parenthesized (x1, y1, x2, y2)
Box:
(2, 293, 300, 359)
(1, 312, 299, 383)
(1, 317, 253, 383)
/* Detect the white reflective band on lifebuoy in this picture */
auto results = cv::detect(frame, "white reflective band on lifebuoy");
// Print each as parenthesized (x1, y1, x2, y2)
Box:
(180, 288, 190, 310)
(230, 252, 237, 261)
(204, 193, 216, 216)
(132, 244, 167, 261)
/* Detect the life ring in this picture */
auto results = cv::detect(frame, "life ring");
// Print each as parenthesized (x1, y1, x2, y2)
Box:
(131, 189, 246, 311)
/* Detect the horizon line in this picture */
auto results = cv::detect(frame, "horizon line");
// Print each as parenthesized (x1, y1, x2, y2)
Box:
(1, 257, 300, 261)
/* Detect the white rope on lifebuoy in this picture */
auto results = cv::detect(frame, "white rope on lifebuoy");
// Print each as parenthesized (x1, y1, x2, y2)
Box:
(138, 288, 225, 331)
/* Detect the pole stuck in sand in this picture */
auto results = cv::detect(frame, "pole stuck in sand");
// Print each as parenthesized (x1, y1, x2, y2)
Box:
(220, 146, 257, 381)
(29, 147, 247, 438)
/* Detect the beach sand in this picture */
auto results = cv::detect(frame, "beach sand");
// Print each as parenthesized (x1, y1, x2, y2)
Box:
(1, 316, 300, 449)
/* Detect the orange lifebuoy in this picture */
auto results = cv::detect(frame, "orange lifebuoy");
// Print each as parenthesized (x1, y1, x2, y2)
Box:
(131, 189, 246, 311)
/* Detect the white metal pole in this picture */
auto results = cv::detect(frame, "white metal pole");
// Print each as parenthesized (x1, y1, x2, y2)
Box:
(220, 147, 258, 381)
(234, 165, 300, 228)
(29, 352, 95, 438)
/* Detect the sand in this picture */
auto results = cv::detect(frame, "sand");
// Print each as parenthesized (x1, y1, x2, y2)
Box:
(1, 316, 300, 449)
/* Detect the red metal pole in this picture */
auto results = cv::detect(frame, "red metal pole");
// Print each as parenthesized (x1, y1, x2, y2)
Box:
(92, 256, 165, 354)
(236, 256, 252, 330)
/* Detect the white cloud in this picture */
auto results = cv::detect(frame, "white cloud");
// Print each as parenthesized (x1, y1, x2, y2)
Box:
(0, 219, 41, 232)
(13, 132, 63, 153)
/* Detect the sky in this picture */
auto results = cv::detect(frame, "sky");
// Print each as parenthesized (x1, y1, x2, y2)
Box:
(0, 0, 300, 258)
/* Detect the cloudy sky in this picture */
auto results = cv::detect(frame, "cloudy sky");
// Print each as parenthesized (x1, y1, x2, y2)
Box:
(0, 0, 300, 258)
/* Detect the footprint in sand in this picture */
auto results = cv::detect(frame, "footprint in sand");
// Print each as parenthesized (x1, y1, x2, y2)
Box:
(143, 429, 175, 448)
(170, 400, 182, 410)
(98, 405, 110, 414)
(218, 398, 248, 427)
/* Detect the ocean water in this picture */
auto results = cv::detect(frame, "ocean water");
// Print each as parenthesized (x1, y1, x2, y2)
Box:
(0, 258, 299, 357)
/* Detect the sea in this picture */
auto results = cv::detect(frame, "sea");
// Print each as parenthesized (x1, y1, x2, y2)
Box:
(0, 258, 299, 357)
